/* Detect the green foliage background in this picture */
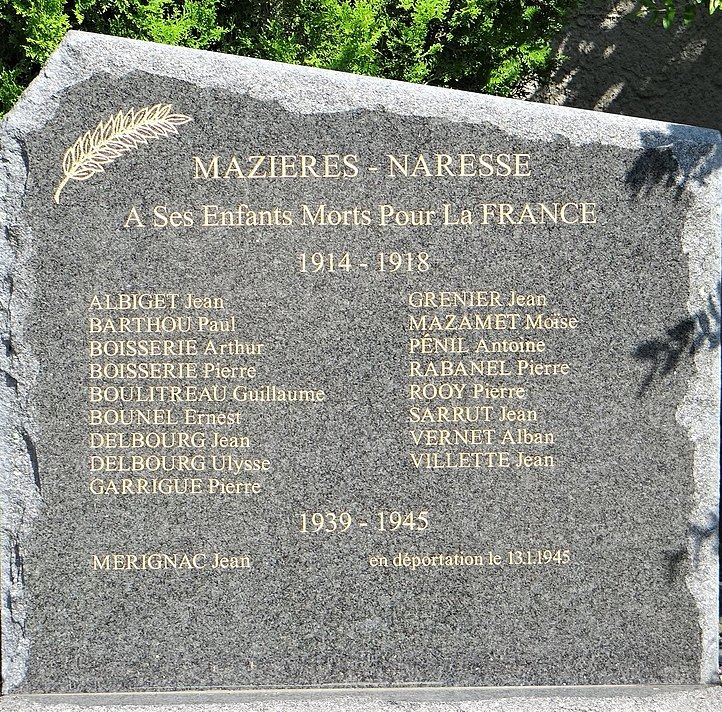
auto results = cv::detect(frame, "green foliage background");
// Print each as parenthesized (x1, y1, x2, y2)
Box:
(637, 0, 720, 29)
(0, 0, 579, 115)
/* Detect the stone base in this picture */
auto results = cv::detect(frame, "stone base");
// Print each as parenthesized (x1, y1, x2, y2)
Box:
(3, 685, 722, 712)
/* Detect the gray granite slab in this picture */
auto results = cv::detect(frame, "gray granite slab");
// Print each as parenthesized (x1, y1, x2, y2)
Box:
(1, 31, 720, 700)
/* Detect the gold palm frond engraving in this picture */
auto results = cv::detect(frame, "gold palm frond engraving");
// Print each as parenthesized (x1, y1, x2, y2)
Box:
(53, 104, 192, 203)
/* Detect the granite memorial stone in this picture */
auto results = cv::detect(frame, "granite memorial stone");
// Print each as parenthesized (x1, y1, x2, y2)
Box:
(1, 31, 720, 698)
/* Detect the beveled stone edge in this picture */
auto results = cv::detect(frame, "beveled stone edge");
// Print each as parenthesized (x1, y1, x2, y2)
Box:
(678, 134, 721, 683)
(7, 30, 722, 150)
(0, 34, 44, 695)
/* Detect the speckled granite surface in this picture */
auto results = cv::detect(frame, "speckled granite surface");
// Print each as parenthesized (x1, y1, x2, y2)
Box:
(1, 31, 719, 699)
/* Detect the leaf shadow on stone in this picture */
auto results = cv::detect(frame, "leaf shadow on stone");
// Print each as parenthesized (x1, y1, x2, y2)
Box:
(663, 512, 720, 584)
(624, 126, 720, 200)
(633, 281, 720, 396)
(662, 546, 686, 585)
